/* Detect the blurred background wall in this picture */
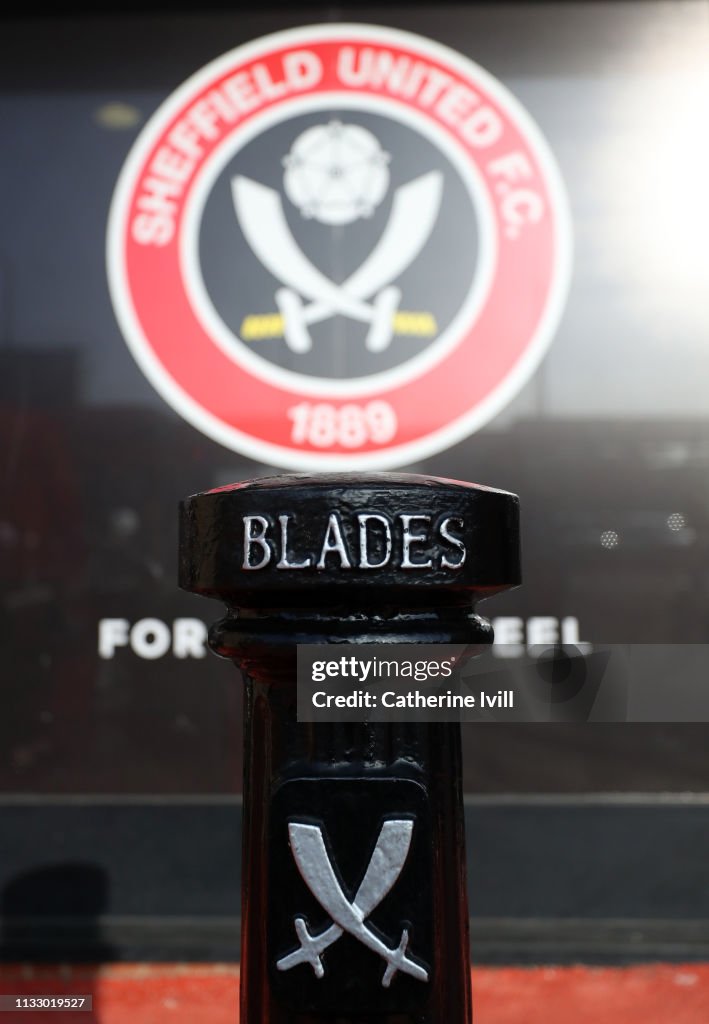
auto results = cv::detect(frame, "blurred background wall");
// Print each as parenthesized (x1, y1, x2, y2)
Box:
(1, 1, 708, 963)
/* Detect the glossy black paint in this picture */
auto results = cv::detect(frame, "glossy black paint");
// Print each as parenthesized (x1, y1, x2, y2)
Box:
(179, 473, 520, 1022)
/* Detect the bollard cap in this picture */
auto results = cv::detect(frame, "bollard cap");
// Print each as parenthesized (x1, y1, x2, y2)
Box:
(179, 472, 520, 606)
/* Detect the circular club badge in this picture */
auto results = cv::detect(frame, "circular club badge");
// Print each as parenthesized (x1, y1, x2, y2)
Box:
(108, 23, 571, 469)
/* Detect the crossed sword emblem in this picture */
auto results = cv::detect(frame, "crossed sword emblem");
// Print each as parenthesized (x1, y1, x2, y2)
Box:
(232, 172, 443, 354)
(276, 818, 428, 987)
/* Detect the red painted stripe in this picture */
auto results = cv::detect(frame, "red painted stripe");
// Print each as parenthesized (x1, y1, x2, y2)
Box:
(1, 963, 708, 1023)
(472, 964, 709, 1023)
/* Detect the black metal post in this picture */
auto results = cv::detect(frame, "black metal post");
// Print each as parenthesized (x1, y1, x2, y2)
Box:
(179, 472, 520, 1023)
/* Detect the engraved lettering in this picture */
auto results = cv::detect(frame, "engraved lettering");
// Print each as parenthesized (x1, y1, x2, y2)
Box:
(357, 514, 392, 569)
(400, 514, 433, 569)
(276, 514, 313, 569)
(439, 516, 466, 568)
(241, 509, 467, 572)
(316, 513, 352, 569)
(243, 515, 272, 569)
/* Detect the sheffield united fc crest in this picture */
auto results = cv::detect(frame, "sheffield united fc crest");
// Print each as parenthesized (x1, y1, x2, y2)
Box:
(108, 24, 571, 468)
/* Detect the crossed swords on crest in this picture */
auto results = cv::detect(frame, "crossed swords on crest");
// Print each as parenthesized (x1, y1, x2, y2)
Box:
(276, 819, 428, 987)
(232, 172, 443, 354)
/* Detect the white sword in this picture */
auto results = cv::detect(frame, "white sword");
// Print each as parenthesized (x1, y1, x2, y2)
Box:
(232, 173, 443, 352)
(278, 820, 428, 987)
(276, 818, 413, 976)
(232, 177, 376, 322)
(274, 284, 402, 353)
(301, 172, 443, 326)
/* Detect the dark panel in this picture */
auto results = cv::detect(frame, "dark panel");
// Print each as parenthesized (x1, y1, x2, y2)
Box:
(0, 799, 706, 963)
